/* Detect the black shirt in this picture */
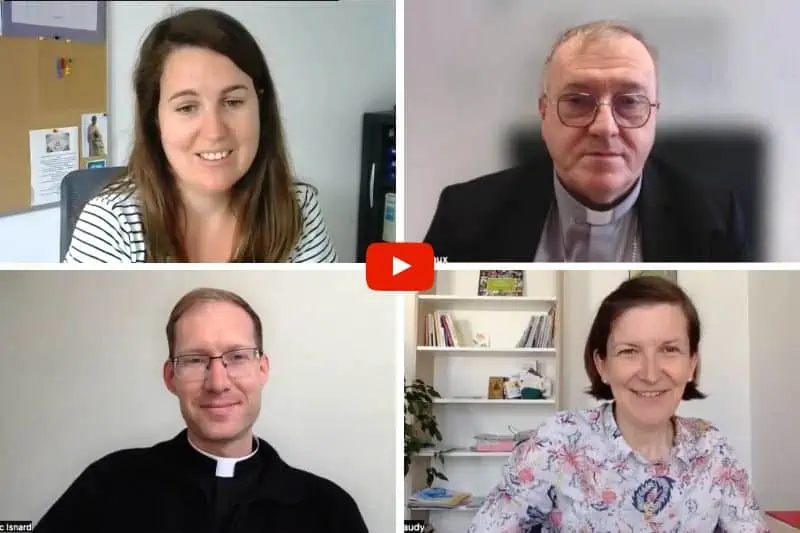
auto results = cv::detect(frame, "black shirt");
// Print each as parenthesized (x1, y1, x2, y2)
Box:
(33, 429, 369, 533)
(423, 154, 752, 262)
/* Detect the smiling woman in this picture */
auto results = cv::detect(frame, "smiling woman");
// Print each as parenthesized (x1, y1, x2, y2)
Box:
(468, 275, 768, 533)
(62, 8, 337, 263)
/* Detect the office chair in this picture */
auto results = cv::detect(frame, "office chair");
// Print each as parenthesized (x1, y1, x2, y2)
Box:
(59, 166, 125, 261)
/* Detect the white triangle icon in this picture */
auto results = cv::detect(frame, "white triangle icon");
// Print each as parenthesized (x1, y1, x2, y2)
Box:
(392, 256, 411, 276)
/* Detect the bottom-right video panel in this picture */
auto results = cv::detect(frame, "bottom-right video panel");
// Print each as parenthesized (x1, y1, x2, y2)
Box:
(404, 269, 798, 533)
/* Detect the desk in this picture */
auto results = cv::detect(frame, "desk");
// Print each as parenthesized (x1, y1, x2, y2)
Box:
(766, 514, 800, 532)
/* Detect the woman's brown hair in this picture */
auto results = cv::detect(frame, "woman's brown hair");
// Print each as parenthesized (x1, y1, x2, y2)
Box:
(103, 8, 302, 262)
(584, 275, 707, 401)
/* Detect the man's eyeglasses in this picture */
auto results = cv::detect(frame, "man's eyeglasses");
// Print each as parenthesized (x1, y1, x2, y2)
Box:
(171, 347, 262, 381)
(548, 92, 659, 129)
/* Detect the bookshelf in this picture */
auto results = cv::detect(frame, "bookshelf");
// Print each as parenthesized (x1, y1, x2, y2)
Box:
(406, 270, 563, 533)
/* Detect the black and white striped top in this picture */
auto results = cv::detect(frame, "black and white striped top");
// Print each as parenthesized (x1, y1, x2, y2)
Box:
(63, 183, 337, 263)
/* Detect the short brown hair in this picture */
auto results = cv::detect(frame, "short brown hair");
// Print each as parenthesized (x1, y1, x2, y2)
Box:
(165, 287, 263, 359)
(104, 8, 303, 262)
(584, 275, 706, 401)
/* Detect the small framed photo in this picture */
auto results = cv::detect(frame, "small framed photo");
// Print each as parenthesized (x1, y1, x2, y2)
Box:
(487, 377, 505, 399)
(472, 332, 490, 348)
(478, 270, 524, 296)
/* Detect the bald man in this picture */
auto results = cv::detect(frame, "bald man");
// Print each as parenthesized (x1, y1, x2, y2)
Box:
(424, 20, 750, 263)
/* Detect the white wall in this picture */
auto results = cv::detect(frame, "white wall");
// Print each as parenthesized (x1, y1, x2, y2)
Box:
(748, 272, 800, 509)
(0, 0, 396, 262)
(0, 270, 396, 532)
(404, 0, 800, 260)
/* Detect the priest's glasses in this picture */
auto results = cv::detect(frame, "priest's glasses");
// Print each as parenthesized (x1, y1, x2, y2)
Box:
(171, 347, 262, 381)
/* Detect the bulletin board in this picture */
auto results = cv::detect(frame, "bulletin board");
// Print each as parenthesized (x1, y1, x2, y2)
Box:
(0, 0, 107, 217)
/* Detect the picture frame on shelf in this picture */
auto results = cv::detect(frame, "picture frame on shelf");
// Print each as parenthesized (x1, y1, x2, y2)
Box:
(477, 270, 524, 296)
(472, 332, 490, 347)
(487, 377, 505, 399)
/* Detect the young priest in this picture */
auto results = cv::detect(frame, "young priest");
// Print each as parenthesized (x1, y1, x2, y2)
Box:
(34, 288, 368, 533)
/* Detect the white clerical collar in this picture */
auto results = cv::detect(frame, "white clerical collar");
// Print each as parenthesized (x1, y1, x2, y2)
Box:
(187, 433, 260, 478)
(552, 169, 641, 226)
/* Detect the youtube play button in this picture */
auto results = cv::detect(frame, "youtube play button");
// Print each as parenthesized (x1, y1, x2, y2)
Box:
(393, 257, 411, 276)
(366, 243, 435, 291)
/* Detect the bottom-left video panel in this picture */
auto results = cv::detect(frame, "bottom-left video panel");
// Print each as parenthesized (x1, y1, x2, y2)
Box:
(0, 269, 396, 533)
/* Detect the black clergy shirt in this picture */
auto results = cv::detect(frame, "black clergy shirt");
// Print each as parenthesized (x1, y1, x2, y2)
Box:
(33, 429, 368, 533)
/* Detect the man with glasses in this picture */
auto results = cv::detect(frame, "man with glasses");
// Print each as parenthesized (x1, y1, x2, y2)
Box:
(424, 20, 749, 262)
(34, 288, 368, 533)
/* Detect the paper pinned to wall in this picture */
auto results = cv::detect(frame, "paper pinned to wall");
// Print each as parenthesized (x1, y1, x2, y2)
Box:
(29, 126, 79, 207)
(81, 112, 107, 159)
(10, 1, 98, 32)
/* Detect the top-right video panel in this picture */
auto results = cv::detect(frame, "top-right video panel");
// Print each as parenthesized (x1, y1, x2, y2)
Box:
(404, 0, 791, 262)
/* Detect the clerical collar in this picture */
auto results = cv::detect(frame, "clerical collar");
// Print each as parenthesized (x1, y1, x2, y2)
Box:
(187, 433, 260, 478)
(553, 170, 641, 226)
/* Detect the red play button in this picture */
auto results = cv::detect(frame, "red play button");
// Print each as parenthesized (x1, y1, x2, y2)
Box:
(365, 242, 435, 292)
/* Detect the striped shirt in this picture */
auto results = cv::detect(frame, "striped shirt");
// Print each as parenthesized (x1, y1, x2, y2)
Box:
(63, 183, 337, 263)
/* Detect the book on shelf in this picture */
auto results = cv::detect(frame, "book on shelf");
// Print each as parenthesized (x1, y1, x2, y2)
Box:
(516, 307, 556, 348)
(424, 311, 460, 347)
(463, 496, 485, 509)
(473, 433, 515, 452)
(421, 430, 539, 454)
(418, 444, 508, 456)
(407, 487, 473, 509)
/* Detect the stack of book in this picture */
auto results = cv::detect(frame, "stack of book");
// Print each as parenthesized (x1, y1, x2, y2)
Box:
(407, 487, 471, 510)
(516, 308, 556, 348)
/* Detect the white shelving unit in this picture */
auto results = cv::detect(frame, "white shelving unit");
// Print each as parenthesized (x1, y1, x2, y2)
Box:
(433, 398, 556, 405)
(418, 346, 556, 354)
(407, 270, 563, 533)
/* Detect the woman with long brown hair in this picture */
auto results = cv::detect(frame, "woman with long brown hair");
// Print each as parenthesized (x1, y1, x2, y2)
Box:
(64, 8, 336, 263)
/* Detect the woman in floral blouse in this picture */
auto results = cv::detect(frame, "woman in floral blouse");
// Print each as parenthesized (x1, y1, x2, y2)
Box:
(469, 275, 768, 533)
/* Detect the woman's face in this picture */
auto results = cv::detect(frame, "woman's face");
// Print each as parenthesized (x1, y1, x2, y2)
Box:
(157, 46, 260, 197)
(594, 303, 698, 429)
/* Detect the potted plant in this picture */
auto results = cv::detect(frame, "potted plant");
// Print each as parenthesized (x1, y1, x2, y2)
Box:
(404, 377, 448, 486)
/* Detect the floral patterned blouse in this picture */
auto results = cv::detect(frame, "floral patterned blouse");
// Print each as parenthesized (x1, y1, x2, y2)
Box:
(468, 402, 768, 533)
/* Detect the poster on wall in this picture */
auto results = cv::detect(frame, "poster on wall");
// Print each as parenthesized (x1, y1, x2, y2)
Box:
(81, 112, 107, 159)
(28, 126, 79, 207)
(0, 1, 107, 44)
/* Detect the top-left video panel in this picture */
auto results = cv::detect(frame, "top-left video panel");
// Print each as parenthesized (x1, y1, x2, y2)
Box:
(0, 0, 396, 263)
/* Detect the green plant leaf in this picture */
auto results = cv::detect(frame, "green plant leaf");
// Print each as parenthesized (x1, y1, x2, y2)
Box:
(405, 378, 446, 483)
